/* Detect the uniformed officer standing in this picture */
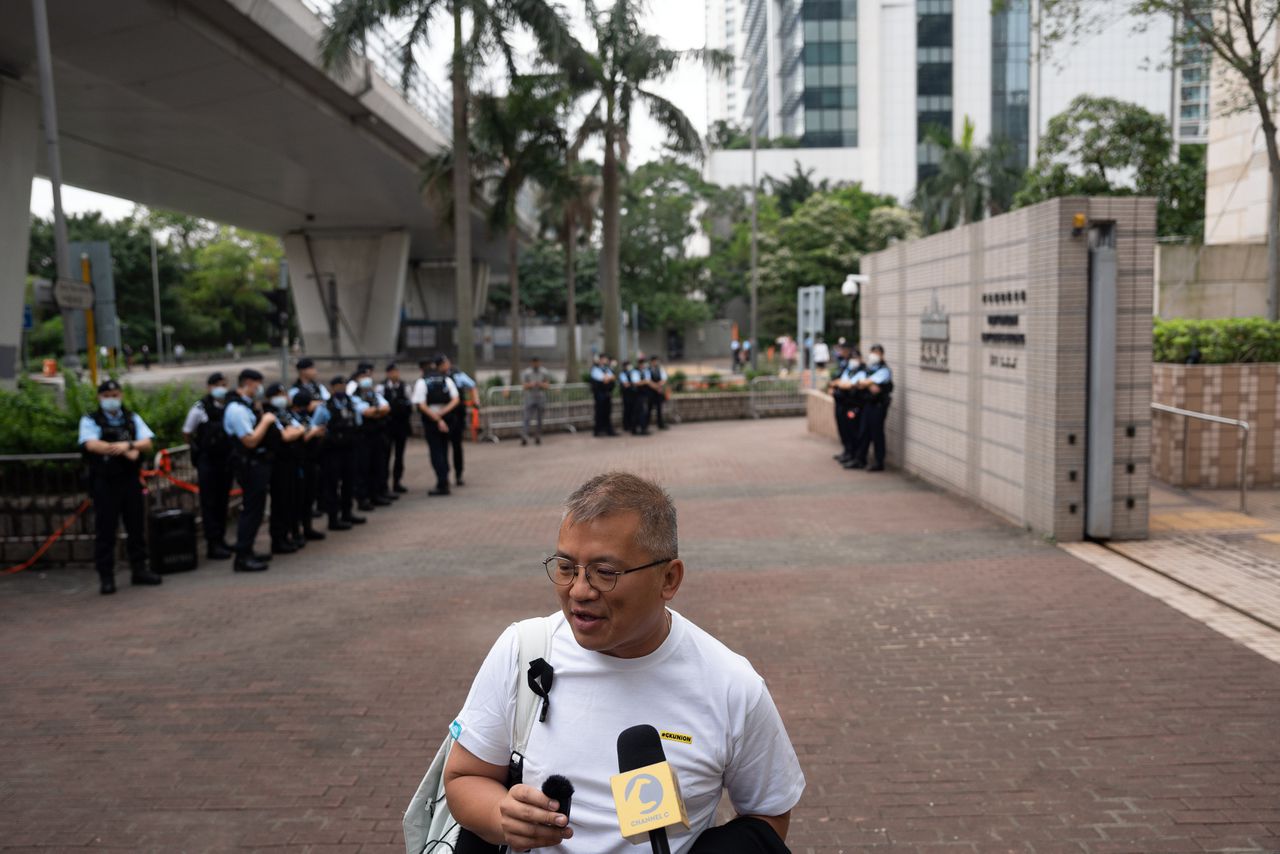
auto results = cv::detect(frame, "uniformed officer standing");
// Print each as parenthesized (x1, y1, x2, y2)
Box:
(589, 354, 617, 437)
(646, 356, 669, 430)
(263, 383, 308, 554)
(437, 355, 475, 486)
(350, 366, 393, 512)
(288, 389, 327, 543)
(520, 356, 551, 446)
(829, 346, 866, 467)
(412, 356, 459, 496)
(378, 363, 413, 494)
(617, 359, 635, 433)
(290, 357, 330, 411)
(222, 369, 277, 572)
(311, 375, 368, 530)
(181, 371, 234, 560)
(79, 379, 164, 595)
(851, 344, 893, 471)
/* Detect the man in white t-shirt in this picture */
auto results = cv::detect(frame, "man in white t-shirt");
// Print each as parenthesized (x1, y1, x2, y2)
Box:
(444, 472, 804, 852)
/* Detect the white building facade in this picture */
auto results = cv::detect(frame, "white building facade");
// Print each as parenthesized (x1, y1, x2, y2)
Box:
(705, 0, 1208, 205)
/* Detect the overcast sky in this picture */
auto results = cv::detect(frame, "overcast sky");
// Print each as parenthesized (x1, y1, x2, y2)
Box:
(30, 0, 708, 223)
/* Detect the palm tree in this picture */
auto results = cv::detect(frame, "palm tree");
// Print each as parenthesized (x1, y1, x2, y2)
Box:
(575, 0, 730, 357)
(321, 0, 572, 375)
(469, 76, 566, 383)
(913, 117, 1025, 234)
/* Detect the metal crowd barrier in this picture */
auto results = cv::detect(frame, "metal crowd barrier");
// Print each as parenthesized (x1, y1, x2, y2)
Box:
(748, 376, 806, 418)
(1151, 402, 1251, 512)
(0, 453, 93, 565)
(481, 383, 596, 442)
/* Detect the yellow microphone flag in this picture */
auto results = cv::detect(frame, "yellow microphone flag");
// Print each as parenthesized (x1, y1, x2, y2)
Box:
(610, 761, 691, 844)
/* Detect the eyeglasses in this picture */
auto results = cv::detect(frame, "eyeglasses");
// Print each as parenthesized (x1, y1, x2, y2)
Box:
(543, 555, 675, 592)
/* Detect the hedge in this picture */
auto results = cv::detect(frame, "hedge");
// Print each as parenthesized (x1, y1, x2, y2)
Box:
(1153, 317, 1280, 364)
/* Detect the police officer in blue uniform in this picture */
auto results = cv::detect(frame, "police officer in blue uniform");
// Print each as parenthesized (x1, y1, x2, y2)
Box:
(590, 354, 617, 437)
(223, 369, 277, 572)
(311, 375, 368, 530)
(181, 371, 234, 560)
(617, 359, 635, 433)
(289, 357, 330, 411)
(829, 345, 864, 467)
(438, 355, 475, 486)
(263, 383, 308, 554)
(379, 362, 413, 494)
(645, 355, 669, 430)
(287, 389, 327, 544)
(412, 356, 460, 496)
(350, 365, 393, 511)
(851, 344, 893, 471)
(79, 379, 164, 595)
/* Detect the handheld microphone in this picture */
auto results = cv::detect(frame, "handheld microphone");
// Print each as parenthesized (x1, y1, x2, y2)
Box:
(541, 774, 574, 821)
(612, 724, 689, 853)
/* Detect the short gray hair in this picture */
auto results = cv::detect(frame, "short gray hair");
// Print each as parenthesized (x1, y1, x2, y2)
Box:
(563, 471, 678, 559)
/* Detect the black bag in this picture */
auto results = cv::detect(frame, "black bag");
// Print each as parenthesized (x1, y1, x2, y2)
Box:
(150, 509, 198, 574)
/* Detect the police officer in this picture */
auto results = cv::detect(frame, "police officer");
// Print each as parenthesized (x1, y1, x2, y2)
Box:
(589, 354, 617, 437)
(437, 355, 475, 487)
(311, 375, 368, 529)
(262, 383, 307, 553)
(412, 356, 459, 496)
(378, 362, 413, 494)
(222, 369, 277, 572)
(288, 389, 327, 544)
(829, 346, 865, 467)
(79, 380, 163, 595)
(646, 356, 669, 430)
(852, 344, 893, 471)
(290, 357, 330, 411)
(617, 359, 634, 433)
(350, 365, 392, 512)
(181, 371, 234, 560)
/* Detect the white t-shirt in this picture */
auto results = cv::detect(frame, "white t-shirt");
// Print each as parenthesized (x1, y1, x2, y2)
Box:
(411, 375, 459, 413)
(451, 610, 805, 853)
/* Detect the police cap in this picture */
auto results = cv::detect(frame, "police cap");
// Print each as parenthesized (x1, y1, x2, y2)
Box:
(265, 382, 286, 397)
(293, 389, 313, 408)
(97, 379, 121, 393)
(385, 362, 398, 372)
(330, 375, 346, 386)
(870, 343, 885, 353)
(238, 368, 264, 384)
(296, 357, 315, 370)
(356, 361, 373, 373)
(206, 371, 225, 385)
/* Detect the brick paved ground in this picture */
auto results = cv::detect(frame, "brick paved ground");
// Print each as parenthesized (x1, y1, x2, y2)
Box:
(2, 418, 1280, 853)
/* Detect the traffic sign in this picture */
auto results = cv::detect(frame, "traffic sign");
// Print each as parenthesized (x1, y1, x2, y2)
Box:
(53, 277, 95, 311)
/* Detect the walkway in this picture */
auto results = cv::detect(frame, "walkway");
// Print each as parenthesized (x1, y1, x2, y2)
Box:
(2, 419, 1278, 852)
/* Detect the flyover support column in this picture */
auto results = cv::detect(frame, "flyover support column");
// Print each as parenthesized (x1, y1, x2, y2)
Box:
(282, 230, 410, 360)
(0, 80, 39, 387)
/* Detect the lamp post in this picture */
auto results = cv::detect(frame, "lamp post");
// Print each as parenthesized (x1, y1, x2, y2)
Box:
(843, 274, 868, 346)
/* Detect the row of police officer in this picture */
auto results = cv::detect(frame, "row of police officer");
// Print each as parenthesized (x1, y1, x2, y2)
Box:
(829, 343, 893, 471)
(588, 353, 670, 437)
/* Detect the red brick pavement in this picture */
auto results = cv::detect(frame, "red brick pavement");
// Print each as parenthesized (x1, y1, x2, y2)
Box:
(2, 419, 1279, 853)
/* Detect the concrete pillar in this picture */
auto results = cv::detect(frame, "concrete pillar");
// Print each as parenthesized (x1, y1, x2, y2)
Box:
(0, 80, 39, 386)
(282, 230, 410, 358)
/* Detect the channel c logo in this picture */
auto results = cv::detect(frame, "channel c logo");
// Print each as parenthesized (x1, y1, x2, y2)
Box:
(622, 773, 664, 815)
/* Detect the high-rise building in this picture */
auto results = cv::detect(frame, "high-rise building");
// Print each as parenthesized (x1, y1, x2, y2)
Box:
(705, 0, 1204, 204)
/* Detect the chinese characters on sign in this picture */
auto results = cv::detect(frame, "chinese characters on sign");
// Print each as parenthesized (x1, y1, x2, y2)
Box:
(920, 291, 950, 372)
(983, 289, 1025, 369)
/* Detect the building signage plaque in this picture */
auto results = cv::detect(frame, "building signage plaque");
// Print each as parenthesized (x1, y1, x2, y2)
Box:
(920, 291, 950, 372)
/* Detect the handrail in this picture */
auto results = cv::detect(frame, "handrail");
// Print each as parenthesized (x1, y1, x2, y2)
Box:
(1151, 402, 1251, 512)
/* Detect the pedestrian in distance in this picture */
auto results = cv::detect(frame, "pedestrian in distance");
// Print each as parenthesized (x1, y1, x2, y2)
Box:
(378, 362, 414, 494)
(520, 356, 551, 446)
(812, 335, 830, 371)
(79, 379, 163, 595)
(311, 375, 367, 530)
(263, 382, 308, 554)
(182, 371, 235, 560)
(222, 369, 278, 572)
(413, 356, 460, 496)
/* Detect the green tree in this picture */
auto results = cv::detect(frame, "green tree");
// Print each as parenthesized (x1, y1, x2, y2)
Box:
(182, 228, 284, 347)
(575, 0, 730, 357)
(322, 0, 573, 374)
(505, 238, 601, 321)
(1022, 0, 1280, 317)
(764, 162, 831, 217)
(913, 117, 1024, 234)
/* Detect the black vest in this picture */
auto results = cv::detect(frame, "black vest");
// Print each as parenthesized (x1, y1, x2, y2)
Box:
(325, 396, 358, 447)
(84, 409, 139, 478)
(194, 396, 232, 460)
(356, 387, 385, 433)
(423, 374, 451, 406)
(383, 380, 413, 422)
(228, 395, 272, 462)
(292, 378, 324, 400)
(870, 362, 893, 401)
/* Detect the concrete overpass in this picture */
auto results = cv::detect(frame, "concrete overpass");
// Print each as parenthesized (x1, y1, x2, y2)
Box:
(0, 0, 528, 381)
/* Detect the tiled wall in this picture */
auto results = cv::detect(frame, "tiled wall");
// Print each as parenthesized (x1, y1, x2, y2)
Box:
(1152, 363, 1280, 487)
(859, 197, 1154, 541)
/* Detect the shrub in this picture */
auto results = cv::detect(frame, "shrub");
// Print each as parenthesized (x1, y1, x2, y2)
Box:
(705, 372, 722, 389)
(1153, 317, 1280, 364)
(669, 370, 687, 392)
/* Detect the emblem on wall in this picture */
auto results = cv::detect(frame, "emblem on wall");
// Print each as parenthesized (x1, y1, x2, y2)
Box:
(920, 291, 950, 372)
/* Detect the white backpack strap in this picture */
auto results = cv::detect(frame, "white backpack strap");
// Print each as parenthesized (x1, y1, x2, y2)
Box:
(512, 616, 555, 756)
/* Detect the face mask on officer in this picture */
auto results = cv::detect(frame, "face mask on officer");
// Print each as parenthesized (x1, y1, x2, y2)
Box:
(210, 386, 228, 400)
(270, 395, 288, 409)
(251, 383, 265, 399)
(358, 377, 373, 390)
(99, 396, 123, 413)
(868, 354, 882, 367)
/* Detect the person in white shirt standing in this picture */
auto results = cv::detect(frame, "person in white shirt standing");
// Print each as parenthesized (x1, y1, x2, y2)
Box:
(521, 356, 552, 446)
(443, 472, 804, 852)
(411, 355, 459, 496)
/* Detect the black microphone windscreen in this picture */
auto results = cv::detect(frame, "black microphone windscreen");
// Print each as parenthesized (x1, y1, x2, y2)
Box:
(541, 774, 574, 820)
(617, 724, 666, 772)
